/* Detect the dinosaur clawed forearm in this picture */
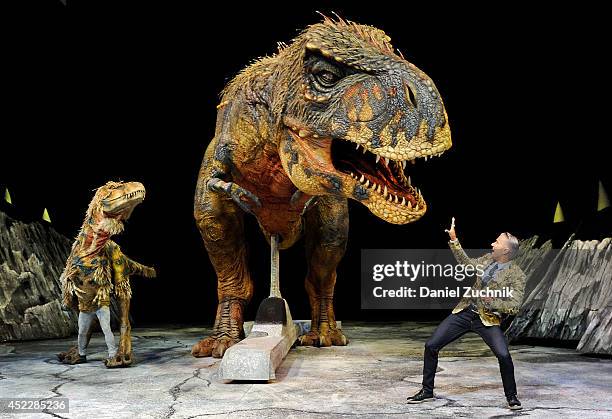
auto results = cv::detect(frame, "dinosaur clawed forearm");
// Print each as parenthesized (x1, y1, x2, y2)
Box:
(290, 189, 319, 215)
(127, 258, 156, 278)
(207, 177, 262, 215)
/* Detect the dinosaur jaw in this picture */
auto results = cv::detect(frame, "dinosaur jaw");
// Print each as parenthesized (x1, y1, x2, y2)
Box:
(102, 184, 146, 221)
(331, 138, 427, 224)
(280, 120, 451, 225)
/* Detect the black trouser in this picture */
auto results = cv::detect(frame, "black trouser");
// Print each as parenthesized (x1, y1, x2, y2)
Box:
(422, 308, 517, 397)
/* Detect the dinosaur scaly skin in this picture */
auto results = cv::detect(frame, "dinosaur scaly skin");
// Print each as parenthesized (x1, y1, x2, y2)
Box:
(57, 181, 156, 367)
(193, 17, 452, 358)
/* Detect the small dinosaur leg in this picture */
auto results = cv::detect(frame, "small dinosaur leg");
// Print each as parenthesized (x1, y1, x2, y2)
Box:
(105, 298, 131, 368)
(299, 195, 349, 347)
(192, 181, 253, 358)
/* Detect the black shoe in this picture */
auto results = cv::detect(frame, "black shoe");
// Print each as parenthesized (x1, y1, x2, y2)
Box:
(406, 388, 435, 404)
(74, 355, 87, 364)
(506, 394, 522, 410)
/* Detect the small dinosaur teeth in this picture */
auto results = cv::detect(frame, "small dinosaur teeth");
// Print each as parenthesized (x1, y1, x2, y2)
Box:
(359, 174, 364, 183)
(408, 176, 411, 186)
(394, 195, 398, 203)
(355, 143, 360, 150)
(365, 179, 370, 187)
(401, 197, 406, 206)
(376, 155, 380, 164)
(402, 160, 406, 170)
(383, 185, 388, 198)
(407, 200, 412, 209)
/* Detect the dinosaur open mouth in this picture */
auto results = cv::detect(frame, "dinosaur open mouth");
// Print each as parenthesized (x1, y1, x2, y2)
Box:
(331, 138, 423, 208)
(106, 189, 146, 202)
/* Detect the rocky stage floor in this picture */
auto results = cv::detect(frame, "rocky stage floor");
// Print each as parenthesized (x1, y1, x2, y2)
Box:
(1, 322, 611, 418)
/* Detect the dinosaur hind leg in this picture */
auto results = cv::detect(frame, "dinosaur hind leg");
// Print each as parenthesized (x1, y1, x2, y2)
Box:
(192, 188, 253, 358)
(299, 196, 349, 347)
(105, 298, 132, 368)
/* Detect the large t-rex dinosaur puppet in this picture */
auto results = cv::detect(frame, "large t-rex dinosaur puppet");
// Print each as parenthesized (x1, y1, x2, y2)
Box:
(192, 16, 452, 358)
(58, 181, 156, 367)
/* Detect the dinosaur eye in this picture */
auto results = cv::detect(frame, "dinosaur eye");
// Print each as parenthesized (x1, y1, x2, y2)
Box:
(315, 70, 341, 87)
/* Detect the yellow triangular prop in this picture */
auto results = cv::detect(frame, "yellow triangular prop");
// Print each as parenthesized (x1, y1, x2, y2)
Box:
(598, 181, 610, 211)
(553, 201, 565, 223)
(42, 208, 51, 223)
(4, 188, 12, 204)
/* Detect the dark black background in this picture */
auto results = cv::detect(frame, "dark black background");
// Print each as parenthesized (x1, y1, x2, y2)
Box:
(1, 2, 609, 326)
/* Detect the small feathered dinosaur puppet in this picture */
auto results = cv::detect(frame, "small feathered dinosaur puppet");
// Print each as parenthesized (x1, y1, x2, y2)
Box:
(57, 181, 156, 368)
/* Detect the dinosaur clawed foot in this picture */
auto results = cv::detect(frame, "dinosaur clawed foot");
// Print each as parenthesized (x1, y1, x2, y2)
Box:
(191, 335, 240, 358)
(298, 328, 349, 347)
(104, 351, 133, 368)
(57, 346, 87, 364)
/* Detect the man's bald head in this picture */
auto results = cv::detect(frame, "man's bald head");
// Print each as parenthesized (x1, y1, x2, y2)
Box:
(491, 232, 519, 262)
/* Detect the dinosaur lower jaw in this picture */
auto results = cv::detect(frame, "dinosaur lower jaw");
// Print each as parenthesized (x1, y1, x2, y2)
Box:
(331, 138, 421, 207)
(104, 190, 146, 220)
(283, 126, 427, 224)
(331, 137, 428, 224)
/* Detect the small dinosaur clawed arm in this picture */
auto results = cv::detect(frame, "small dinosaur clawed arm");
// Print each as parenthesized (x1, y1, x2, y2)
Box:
(207, 177, 262, 214)
(126, 258, 156, 278)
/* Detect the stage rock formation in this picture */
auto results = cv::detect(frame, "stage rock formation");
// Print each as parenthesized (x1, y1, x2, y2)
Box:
(508, 237, 612, 355)
(0, 209, 77, 340)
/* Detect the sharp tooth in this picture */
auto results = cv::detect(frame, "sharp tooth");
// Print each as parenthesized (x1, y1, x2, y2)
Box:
(402, 160, 406, 170)
(383, 157, 389, 166)
(408, 176, 411, 186)
(387, 195, 393, 202)
(376, 184, 381, 193)
(383, 186, 388, 198)
(360, 174, 365, 183)
(355, 143, 360, 150)
(415, 203, 420, 211)
(401, 197, 406, 206)
(376, 155, 380, 163)
(365, 180, 370, 187)
(394, 195, 398, 203)
(363, 147, 367, 154)
(424, 156, 428, 162)
(407, 200, 412, 209)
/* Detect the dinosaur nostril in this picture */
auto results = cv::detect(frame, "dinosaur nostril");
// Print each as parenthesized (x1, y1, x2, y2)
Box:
(404, 81, 417, 108)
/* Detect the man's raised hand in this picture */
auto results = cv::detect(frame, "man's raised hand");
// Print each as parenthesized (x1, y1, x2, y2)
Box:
(445, 217, 456, 241)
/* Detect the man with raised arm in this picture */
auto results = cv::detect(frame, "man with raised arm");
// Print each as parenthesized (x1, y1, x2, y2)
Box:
(407, 218, 526, 410)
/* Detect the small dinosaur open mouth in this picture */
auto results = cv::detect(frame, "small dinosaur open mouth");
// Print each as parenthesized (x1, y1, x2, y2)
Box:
(106, 189, 146, 203)
(331, 138, 425, 209)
